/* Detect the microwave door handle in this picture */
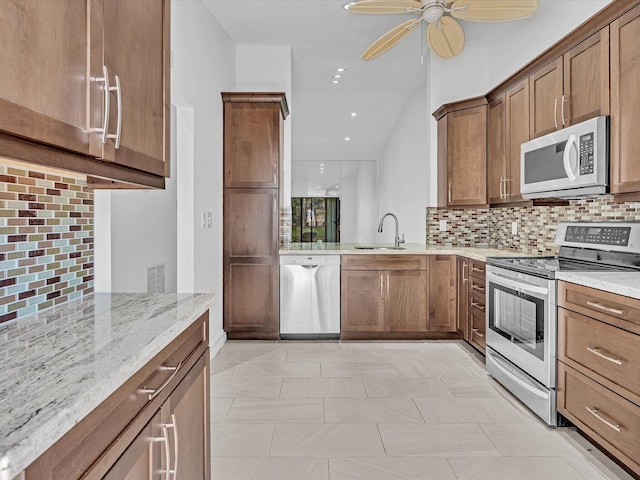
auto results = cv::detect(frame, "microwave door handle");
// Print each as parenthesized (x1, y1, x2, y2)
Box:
(563, 134, 578, 181)
(487, 272, 549, 296)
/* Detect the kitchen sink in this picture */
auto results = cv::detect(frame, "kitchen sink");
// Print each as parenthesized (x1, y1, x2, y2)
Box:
(353, 245, 406, 250)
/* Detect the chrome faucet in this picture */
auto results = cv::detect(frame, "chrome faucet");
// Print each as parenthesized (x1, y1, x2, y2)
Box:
(378, 213, 405, 248)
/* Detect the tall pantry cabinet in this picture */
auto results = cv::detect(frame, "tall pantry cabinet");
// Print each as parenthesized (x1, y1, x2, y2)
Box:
(222, 93, 289, 339)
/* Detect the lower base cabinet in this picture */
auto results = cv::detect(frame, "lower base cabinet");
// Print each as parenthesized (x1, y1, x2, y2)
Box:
(456, 257, 486, 353)
(25, 313, 210, 480)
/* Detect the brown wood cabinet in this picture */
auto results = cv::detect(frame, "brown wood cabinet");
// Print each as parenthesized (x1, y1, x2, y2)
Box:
(434, 98, 488, 207)
(456, 257, 486, 353)
(222, 93, 289, 340)
(611, 5, 640, 196)
(428, 255, 457, 333)
(529, 28, 609, 139)
(487, 95, 506, 204)
(557, 280, 640, 477)
(341, 255, 428, 338)
(0, 0, 169, 188)
(26, 312, 210, 480)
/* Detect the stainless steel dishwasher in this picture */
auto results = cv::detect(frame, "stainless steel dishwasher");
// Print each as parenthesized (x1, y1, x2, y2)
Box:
(279, 255, 341, 339)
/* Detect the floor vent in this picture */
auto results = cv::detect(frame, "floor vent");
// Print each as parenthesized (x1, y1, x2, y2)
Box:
(147, 264, 165, 293)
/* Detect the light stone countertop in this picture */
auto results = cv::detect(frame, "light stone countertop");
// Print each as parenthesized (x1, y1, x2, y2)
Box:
(0, 292, 215, 480)
(280, 243, 526, 262)
(556, 271, 640, 300)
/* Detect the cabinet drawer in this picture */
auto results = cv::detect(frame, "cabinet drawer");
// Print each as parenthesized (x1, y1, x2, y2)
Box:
(469, 259, 486, 278)
(558, 281, 640, 333)
(26, 312, 208, 480)
(558, 363, 640, 476)
(469, 294, 486, 316)
(342, 255, 427, 271)
(469, 311, 486, 352)
(558, 307, 640, 404)
(469, 275, 486, 296)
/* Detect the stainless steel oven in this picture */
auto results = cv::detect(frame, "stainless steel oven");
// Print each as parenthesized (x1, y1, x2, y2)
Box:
(486, 221, 640, 428)
(486, 265, 557, 426)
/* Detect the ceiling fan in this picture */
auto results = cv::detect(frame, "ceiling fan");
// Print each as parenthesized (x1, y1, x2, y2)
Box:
(344, 0, 539, 60)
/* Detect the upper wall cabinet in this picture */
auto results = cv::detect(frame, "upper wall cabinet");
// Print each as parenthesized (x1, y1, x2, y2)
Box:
(0, 0, 169, 188)
(529, 27, 610, 139)
(434, 98, 488, 208)
(610, 5, 640, 196)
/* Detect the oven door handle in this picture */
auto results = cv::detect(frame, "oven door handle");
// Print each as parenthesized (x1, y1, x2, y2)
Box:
(487, 272, 549, 296)
(488, 350, 549, 399)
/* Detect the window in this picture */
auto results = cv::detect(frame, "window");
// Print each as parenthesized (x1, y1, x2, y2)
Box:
(291, 197, 340, 243)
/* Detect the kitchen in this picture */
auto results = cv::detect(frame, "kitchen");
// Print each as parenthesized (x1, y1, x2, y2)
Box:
(2, 0, 640, 479)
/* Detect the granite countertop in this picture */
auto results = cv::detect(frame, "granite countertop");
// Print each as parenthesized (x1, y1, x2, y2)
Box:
(280, 243, 526, 262)
(556, 271, 640, 300)
(0, 292, 215, 480)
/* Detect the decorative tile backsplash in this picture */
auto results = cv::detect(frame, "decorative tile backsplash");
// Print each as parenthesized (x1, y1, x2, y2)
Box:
(427, 196, 640, 255)
(0, 161, 93, 324)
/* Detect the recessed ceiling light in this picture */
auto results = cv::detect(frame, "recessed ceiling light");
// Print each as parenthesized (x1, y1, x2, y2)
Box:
(333, 74, 342, 79)
(345, 137, 351, 142)
(332, 80, 339, 84)
(320, 163, 324, 166)
(336, 68, 345, 72)
(350, 112, 357, 117)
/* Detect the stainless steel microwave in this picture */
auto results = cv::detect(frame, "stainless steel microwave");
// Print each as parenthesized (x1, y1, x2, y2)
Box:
(520, 116, 608, 199)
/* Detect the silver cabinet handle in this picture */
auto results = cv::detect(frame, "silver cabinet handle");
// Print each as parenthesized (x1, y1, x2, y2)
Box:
(448, 182, 452, 203)
(554, 97, 558, 129)
(471, 301, 485, 311)
(561, 94, 566, 127)
(586, 301, 623, 316)
(499, 177, 504, 199)
(471, 327, 485, 337)
(96, 65, 111, 144)
(504, 177, 510, 199)
(162, 413, 178, 479)
(386, 273, 390, 297)
(471, 266, 484, 274)
(273, 163, 277, 185)
(273, 196, 277, 215)
(110, 75, 122, 148)
(140, 363, 182, 400)
(587, 346, 622, 366)
(380, 273, 384, 297)
(586, 407, 621, 433)
(471, 284, 485, 292)
(462, 261, 468, 284)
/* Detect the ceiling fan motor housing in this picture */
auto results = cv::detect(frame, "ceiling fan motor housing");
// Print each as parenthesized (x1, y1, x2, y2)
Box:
(422, 3, 445, 23)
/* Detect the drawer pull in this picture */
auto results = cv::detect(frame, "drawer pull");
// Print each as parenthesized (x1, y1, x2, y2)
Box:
(586, 347, 622, 366)
(471, 328, 485, 338)
(586, 301, 623, 315)
(471, 267, 484, 273)
(140, 363, 182, 400)
(471, 301, 485, 311)
(586, 407, 621, 433)
(471, 285, 485, 292)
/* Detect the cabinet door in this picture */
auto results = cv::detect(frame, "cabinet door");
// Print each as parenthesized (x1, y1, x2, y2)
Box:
(0, 1, 91, 156)
(224, 188, 279, 337)
(102, 410, 163, 480)
(505, 80, 529, 202)
(611, 5, 640, 195)
(447, 106, 487, 206)
(386, 270, 427, 332)
(101, 0, 169, 177)
(428, 255, 457, 332)
(456, 257, 470, 340)
(529, 57, 563, 138)
(488, 95, 507, 204)
(341, 270, 385, 332)
(563, 27, 610, 126)
(163, 351, 210, 480)
(224, 102, 282, 188)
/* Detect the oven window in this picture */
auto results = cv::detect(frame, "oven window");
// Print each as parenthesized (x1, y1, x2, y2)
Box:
(488, 282, 545, 360)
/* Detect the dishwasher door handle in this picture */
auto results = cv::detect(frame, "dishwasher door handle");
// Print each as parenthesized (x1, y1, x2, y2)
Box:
(301, 264, 320, 269)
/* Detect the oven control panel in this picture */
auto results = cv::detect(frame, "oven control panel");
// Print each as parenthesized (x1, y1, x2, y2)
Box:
(564, 225, 631, 246)
(556, 222, 640, 252)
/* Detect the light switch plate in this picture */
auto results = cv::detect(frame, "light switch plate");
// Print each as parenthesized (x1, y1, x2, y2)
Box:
(512, 221, 518, 235)
(439, 220, 447, 232)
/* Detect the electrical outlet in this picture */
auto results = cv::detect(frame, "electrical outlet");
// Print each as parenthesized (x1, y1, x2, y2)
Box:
(201, 212, 207, 229)
(512, 221, 518, 235)
(439, 220, 447, 232)
(207, 212, 213, 228)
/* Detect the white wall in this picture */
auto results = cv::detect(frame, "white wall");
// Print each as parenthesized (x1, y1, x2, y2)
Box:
(235, 45, 292, 204)
(94, 0, 236, 354)
(426, 0, 612, 206)
(377, 84, 430, 245)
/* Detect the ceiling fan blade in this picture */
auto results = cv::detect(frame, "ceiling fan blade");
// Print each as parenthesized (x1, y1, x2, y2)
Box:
(450, 0, 539, 22)
(345, 0, 424, 14)
(361, 19, 421, 60)
(427, 17, 465, 59)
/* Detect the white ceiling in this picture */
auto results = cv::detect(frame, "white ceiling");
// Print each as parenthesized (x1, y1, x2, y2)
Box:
(203, 0, 612, 163)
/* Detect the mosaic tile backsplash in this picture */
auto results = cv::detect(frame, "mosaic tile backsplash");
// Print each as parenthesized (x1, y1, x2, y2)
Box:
(426, 196, 640, 255)
(0, 162, 93, 324)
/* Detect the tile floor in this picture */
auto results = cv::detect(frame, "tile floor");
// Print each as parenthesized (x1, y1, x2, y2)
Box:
(211, 341, 634, 480)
